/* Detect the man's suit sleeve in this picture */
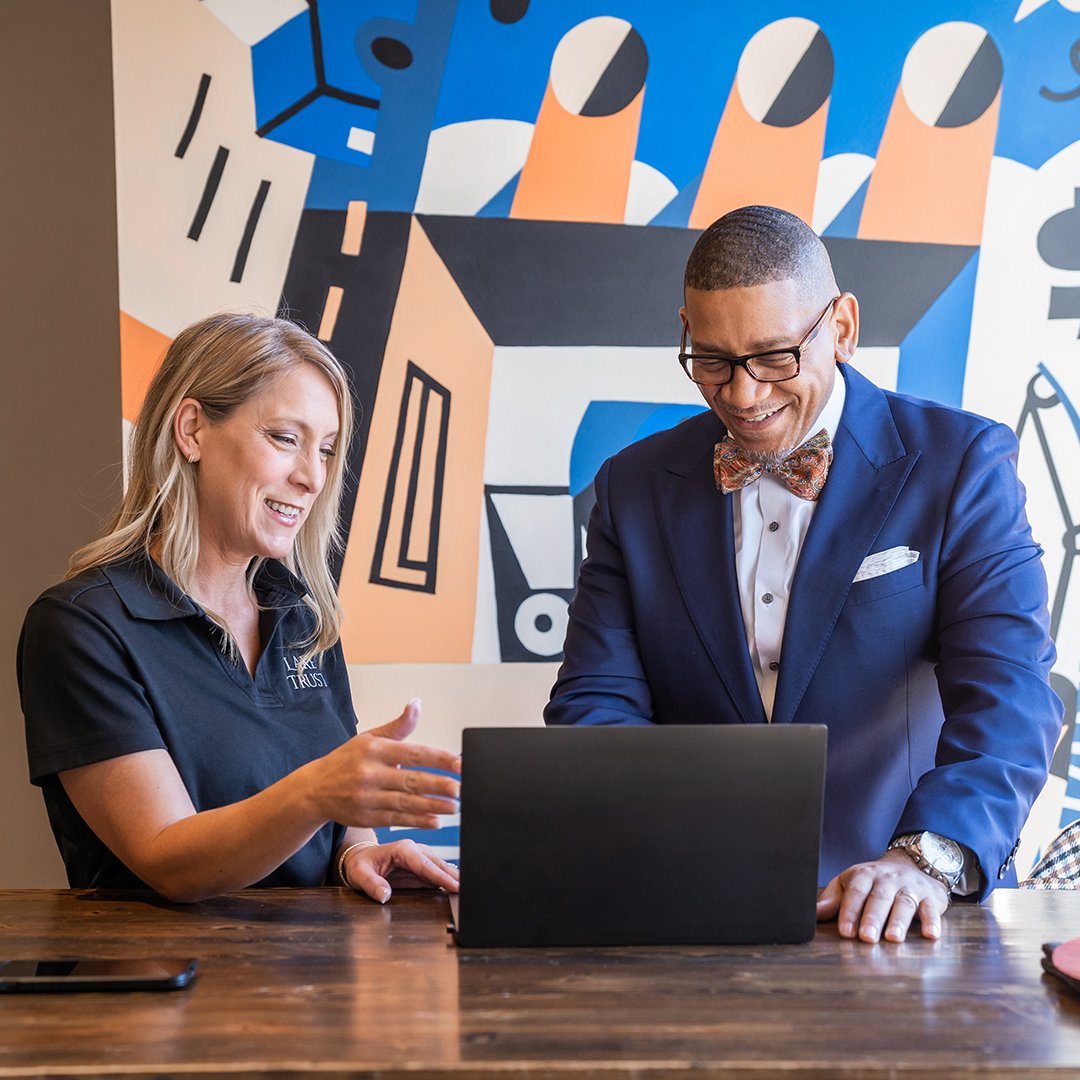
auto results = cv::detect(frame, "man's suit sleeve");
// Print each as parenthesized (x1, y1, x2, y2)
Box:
(893, 421, 1061, 897)
(544, 457, 656, 726)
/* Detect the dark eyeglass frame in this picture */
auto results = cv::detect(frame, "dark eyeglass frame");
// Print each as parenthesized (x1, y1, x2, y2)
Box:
(678, 295, 841, 386)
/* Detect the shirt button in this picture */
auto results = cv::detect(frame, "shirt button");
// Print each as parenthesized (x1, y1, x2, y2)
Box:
(762, 593, 774, 604)
(769, 661, 780, 671)
(768, 521, 779, 532)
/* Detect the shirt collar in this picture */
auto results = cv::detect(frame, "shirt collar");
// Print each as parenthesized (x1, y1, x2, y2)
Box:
(103, 555, 308, 622)
(800, 363, 846, 447)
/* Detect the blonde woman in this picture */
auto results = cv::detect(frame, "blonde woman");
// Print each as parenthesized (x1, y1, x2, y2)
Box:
(18, 313, 459, 903)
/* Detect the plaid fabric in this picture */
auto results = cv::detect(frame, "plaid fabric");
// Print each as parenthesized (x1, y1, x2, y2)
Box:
(714, 429, 832, 502)
(1019, 819, 1080, 889)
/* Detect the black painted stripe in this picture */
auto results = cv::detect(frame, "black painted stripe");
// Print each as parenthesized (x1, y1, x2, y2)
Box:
(230, 179, 271, 282)
(187, 145, 228, 241)
(175, 73, 210, 159)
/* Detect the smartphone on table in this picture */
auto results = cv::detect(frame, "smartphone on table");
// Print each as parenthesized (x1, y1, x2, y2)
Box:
(0, 958, 198, 992)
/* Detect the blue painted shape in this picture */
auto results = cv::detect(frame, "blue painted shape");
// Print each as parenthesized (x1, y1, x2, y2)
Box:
(253, 0, 457, 211)
(350, 2, 460, 211)
(375, 825, 460, 849)
(649, 174, 701, 229)
(251, 11, 318, 130)
(476, 170, 521, 217)
(896, 249, 979, 407)
(305, 156, 373, 210)
(316, 0, 398, 104)
(266, 94, 378, 165)
(822, 174, 871, 238)
(570, 401, 706, 496)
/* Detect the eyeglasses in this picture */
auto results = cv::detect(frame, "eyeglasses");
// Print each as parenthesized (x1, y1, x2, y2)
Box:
(678, 296, 840, 386)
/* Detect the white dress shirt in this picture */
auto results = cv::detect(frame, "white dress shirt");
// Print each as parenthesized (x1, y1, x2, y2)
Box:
(732, 373, 846, 721)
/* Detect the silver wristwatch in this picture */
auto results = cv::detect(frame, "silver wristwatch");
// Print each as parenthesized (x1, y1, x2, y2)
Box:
(888, 831, 964, 891)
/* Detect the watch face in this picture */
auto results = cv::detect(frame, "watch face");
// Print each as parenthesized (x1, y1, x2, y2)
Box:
(921, 832, 964, 875)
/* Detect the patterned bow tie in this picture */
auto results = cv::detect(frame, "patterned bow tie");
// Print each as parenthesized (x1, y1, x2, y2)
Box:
(713, 428, 833, 501)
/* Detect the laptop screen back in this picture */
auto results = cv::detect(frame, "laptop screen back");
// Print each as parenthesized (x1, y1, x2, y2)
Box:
(454, 725, 827, 947)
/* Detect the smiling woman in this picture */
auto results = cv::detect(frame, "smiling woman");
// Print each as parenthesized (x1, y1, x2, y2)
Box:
(17, 313, 461, 904)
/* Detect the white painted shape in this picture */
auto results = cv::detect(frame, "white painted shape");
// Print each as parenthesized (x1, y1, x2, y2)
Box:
(346, 127, 375, 156)
(1019, 774, 1066, 878)
(472, 499, 502, 663)
(200, 0, 307, 45)
(736, 17, 820, 123)
(901, 22, 987, 127)
(849, 347, 899, 392)
(1014, 0, 1051, 16)
(347, 663, 555, 753)
(513, 594, 570, 657)
(550, 16, 631, 115)
(484, 346, 704, 488)
(390, 814, 459, 829)
(490, 493, 576, 589)
(967, 143, 1080, 867)
(112, 0, 313, 335)
(1018, 387, 1076, 616)
(121, 417, 134, 490)
(415, 120, 534, 215)
(624, 159, 678, 225)
(811, 153, 875, 233)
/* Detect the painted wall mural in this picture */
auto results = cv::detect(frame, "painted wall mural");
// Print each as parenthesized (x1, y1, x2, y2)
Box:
(111, 0, 1080, 872)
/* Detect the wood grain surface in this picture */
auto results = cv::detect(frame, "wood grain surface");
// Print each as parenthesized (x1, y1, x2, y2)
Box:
(0, 888, 1078, 1078)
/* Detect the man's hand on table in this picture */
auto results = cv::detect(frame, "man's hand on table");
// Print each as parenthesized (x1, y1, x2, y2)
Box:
(816, 849, 950, 943)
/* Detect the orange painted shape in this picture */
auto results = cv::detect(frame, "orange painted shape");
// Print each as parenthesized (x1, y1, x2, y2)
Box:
(510, 82, 643, 224)
(119, 311, 171, 423)
(690, 83, 828, 229)
(858, 90, 1000, 245)
(337, 216, 495, 664)
(342, 200, 367, 256)
(318, 284, 344, 342)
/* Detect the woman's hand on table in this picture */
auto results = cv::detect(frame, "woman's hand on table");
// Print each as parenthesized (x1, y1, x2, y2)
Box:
(342, 839, 459, 903)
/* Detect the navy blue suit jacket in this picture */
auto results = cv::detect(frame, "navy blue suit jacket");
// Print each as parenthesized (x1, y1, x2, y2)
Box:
(545, 365, 1061, 898)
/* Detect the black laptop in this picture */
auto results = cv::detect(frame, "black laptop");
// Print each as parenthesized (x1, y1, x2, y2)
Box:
(449, 724, 827, 947)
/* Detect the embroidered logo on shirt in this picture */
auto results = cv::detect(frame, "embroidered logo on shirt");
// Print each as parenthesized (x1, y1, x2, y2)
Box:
(282, 654, 328, 689)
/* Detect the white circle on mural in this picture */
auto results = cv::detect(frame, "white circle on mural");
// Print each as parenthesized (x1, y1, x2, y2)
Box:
(901, 22, 1002, 128)
(736, 17, 833, 127)
(550, 16, 647, 117)
(514, 593, 569, 657)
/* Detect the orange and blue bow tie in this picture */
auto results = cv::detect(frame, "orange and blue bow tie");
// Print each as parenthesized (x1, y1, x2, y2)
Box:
(713, 428, 833, 502)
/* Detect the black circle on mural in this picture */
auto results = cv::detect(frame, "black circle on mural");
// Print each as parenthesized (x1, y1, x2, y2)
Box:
(737, 19, 833, 128)
(491, 0, 529, 25)
(371, 36, 413, 70)
(534, 613, 553, 633)
(551, 18, 648, 117)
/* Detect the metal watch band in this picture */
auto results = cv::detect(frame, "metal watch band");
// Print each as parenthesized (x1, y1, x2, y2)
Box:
(888, 833, 962, 891)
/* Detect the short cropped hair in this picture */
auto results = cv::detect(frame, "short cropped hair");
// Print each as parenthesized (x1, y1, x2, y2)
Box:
(684, 205, 837, 303)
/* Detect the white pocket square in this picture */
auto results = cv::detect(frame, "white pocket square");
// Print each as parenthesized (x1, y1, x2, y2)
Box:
(853, 546, 920, 583)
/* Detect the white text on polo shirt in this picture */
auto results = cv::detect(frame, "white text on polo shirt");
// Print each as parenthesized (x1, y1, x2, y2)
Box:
(282, 654, 328, 689)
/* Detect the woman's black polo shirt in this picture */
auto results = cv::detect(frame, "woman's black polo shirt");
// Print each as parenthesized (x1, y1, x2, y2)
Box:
(18, 556, 357, 890)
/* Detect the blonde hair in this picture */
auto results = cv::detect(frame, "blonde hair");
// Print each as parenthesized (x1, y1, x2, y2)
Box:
(69, 312, 354, 668)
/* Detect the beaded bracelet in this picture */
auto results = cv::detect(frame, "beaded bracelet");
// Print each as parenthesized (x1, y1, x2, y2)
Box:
(336, 840, 378, 888)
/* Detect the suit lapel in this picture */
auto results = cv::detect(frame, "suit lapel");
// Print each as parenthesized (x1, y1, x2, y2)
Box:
(771, 367, 920, 726)
(652, 417, 766, 725)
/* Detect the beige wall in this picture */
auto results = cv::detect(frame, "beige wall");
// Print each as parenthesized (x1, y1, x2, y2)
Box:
(0, 0, 122, 885)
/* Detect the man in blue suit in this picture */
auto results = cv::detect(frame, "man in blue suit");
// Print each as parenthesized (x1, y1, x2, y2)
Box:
(545, 205, 1061, 943)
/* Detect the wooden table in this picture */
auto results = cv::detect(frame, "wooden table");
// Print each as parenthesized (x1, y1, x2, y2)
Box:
(1, 888, 1079, 1078)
